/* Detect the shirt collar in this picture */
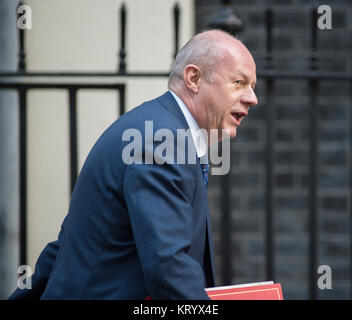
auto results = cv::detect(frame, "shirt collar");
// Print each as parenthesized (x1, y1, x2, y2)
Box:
(169, 90, 208, 160)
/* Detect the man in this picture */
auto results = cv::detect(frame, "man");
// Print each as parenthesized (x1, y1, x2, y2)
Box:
(9, 29, 258, 300)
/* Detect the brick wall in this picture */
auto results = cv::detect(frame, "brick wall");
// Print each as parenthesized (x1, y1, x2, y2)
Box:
(196, 0, 352, 299)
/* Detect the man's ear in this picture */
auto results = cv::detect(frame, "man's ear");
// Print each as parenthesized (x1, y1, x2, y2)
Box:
(183, 65, 201, 94)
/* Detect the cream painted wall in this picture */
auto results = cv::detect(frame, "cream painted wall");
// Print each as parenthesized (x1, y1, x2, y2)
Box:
(27, 90, 70, 265)
(25, 0, 195, 269)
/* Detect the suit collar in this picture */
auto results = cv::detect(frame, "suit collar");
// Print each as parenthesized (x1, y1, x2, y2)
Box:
(157, 91, 190, 131)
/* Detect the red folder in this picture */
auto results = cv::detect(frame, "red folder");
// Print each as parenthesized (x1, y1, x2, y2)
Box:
(205, 281, 284, 300)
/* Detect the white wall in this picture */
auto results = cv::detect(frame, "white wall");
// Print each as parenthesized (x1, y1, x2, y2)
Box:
(25, 0, 195, 269)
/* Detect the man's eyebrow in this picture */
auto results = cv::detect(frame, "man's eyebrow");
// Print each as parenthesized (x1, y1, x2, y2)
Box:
(237, 72, 249, 79)
(236, 72, 257, 85)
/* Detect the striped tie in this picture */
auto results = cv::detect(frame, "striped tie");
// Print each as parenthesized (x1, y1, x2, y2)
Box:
(200, 162, 209, 190)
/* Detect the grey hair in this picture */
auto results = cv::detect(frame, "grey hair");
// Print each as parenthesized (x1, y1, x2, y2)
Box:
(168, 29, 238, 90)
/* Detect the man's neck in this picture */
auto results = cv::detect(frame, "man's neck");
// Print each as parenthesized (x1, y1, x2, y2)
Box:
(170, 88, 198, 125)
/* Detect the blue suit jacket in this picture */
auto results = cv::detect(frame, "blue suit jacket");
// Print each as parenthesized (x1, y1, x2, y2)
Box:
(9, 91, 215, 300)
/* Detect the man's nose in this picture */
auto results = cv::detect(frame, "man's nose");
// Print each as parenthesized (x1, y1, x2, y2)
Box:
(241, 88, 258, 107)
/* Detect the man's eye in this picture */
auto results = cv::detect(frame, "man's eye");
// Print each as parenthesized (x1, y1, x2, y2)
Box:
(234, 80, 242, 85)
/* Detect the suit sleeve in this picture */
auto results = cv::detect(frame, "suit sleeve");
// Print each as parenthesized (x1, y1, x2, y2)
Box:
(8, 216, 67, 300)
(123, 160, 210, 300)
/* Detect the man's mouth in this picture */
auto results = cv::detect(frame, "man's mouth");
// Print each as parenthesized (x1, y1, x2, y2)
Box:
(231, 112, 247, 125)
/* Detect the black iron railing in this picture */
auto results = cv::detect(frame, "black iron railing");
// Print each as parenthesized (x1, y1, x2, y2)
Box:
(0, 2, 180, 270)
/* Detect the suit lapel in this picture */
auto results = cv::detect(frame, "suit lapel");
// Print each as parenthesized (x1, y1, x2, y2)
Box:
(157, 90, 216, 287)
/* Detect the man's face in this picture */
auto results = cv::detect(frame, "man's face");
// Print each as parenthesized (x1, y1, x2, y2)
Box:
(195, 44, 258, 141)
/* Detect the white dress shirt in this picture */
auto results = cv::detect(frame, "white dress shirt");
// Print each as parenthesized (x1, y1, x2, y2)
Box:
(170, 90, 208, 162)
